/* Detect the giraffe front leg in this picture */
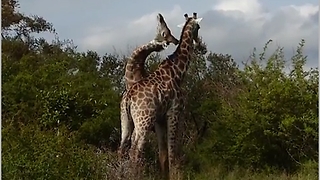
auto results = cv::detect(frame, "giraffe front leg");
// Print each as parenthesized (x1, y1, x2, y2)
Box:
(166, 104, 183, 178)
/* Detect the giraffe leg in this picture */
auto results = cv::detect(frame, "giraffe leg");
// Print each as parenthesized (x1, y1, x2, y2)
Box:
(131, 128, 136, 145)
(166, 106, 182, 178)
(135, 131, 147, 162)
(130, 107, 156, 174)
(129, 128, 137, 160)
(155, 120, 168, 178)
(129, 127, 141, 176)
(129, 126, 148, 177)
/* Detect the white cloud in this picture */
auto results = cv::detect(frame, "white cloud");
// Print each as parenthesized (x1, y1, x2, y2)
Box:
(80, 5, 184, 54)
(205, 1, 318, 68)
(212, 0, 266, 20)
(289, 3, 319, 17)
(80, 1, 318, 68)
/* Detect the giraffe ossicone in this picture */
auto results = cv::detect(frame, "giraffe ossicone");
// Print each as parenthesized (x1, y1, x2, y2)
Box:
(177, 14, 203, 28)
(177, 17, 203, 28)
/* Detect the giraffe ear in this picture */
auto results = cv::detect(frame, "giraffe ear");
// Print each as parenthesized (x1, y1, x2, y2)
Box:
(194, 17, 203, 24)
(157, 13, 164, 23)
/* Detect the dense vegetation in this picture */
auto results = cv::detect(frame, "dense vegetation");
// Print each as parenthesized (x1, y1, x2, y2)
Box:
(2, 1, 318, 179)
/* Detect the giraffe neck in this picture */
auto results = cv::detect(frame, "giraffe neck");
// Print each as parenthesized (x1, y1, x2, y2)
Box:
(125, 41, 164, 90)
(160, 19, 194, 86)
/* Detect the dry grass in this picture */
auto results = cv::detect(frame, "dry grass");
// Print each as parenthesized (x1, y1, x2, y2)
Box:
(105, 155, 161, 180)
(101, 143, 317, 180)
(101, 149, 318, 180)
(186, 163, 318, 180)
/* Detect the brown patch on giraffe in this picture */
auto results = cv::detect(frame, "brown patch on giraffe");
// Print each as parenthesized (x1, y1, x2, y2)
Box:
(131, 95, 137, 102)
(175, 77, 181, 85)
(145, 91, 154, 97)
(177, 61, 185, 70)
(181, 49, 189, 56)
(140, 105, 147, 110)
(168, 67, 175, 77)
(143, 86, 150, 92)
(137, 99, 142, 105)
(180, 42, 187, 50)
(137, 92, 144, 99)
(162, 75, 170, 82)
(151, 85, 158, 96)
(154, 76, 162, 82)
(160, 68, 166, 75)
(150, 79, 157, 84)
(161, 63, 170, 69)
(155, 71, 161, 76)
(144, 109, 150, 116)
(132, 84, 139, 91)
(138, 81, 144, 86)
(167, 60, 173, 66)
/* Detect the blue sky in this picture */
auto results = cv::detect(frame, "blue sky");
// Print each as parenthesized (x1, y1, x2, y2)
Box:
(19, 0, 318, 69)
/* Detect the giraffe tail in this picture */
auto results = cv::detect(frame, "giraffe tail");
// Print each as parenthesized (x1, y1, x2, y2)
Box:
(119, 92, 134, 157)
(124, 95, 133, 129)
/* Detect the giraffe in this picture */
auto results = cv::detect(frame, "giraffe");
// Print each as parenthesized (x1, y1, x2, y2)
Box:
(118, 13, 179, 157)
(123, 12, 205, 178)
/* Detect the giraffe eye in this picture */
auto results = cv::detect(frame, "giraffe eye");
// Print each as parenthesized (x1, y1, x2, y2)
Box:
(161, 31, 166, 37)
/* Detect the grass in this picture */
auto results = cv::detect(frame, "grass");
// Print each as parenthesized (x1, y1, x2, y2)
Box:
(104, 159, 318, 180)
(184, 162, 318, 180)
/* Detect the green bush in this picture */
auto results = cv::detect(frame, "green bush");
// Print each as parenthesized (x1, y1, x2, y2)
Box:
(2, 124, 109, 180)
(183, 40, 318, 176)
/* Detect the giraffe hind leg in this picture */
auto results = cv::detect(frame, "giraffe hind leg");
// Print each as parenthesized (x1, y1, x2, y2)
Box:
(129, 124, 148, 178)
(129, 112, 156, 168)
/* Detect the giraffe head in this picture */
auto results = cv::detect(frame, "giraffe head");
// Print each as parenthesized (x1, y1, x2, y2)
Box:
(153, 13, 179, 47)
(178, 12, 207, 54)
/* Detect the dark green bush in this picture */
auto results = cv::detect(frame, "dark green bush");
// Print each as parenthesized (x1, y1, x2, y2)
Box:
(2, 124, 109, 180)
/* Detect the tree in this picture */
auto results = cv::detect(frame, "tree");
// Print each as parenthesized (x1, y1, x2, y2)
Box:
(2, 0, 55, 39)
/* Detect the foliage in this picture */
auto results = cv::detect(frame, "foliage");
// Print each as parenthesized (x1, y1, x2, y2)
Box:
(2, 124, 109, 180)
(182, 40, 318, 178)
(2, 0, 55, 39)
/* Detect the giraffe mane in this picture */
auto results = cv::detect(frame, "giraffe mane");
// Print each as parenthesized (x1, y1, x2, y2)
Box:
(166, 17, 193, 60)
(177, 17, 193, 46)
